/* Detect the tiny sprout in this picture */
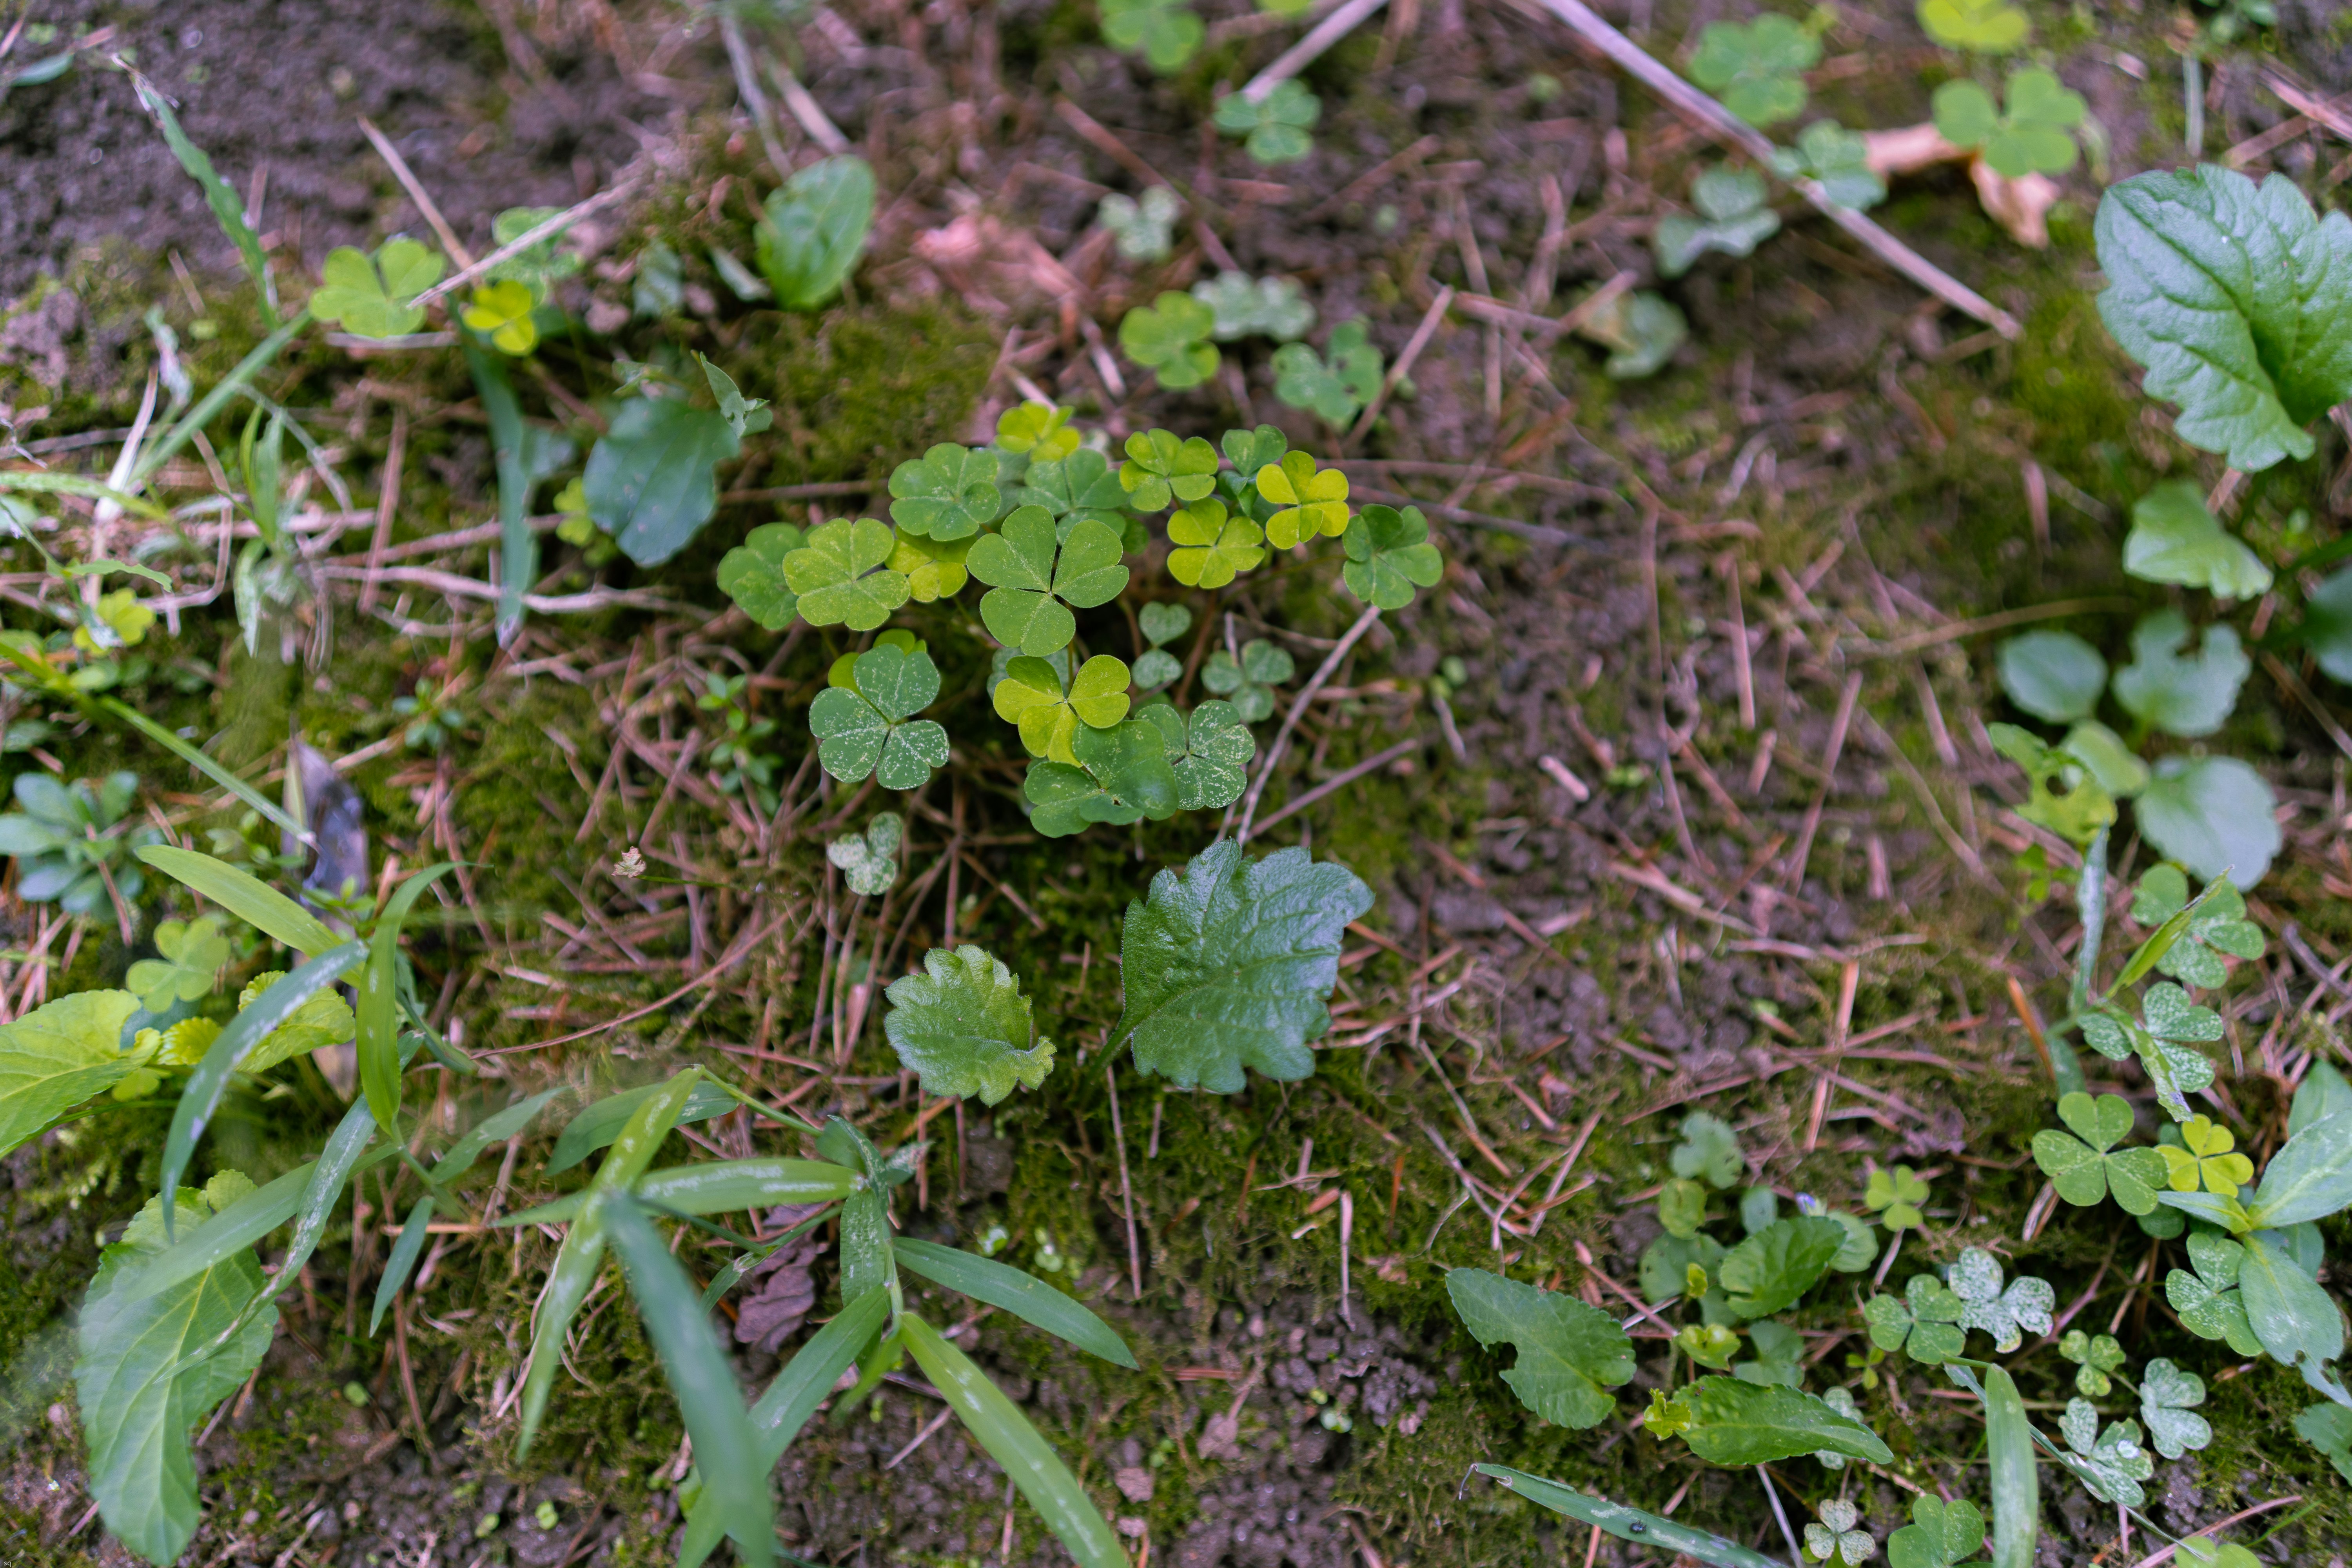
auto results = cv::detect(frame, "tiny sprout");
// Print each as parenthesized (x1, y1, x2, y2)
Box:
(1654, 165, 1780, 278)
(612, 846, 646, 880)
(1526, 72, 1562, 104)
(1319, 1406, 1354, 1433)
(342, 1382, 370, 1406)
(474, 1512, 500, 1540)
(1098, 187, 1181, 262)
(534, 1502, 559, 1531)
(1212, 81, 1320, 166)
(977, 1223, 1011, 1257)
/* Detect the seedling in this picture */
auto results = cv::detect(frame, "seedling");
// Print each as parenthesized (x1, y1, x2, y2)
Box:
(1272, 319, 1383, 426)
(1131, 601, 1192, 690)
(701, 674, 783, 809)
(1097, 186, 1182, 261)
(827, 813, 905, 896)
(1687, 14, 1819, 128)
(1212, 80, 1319, 165)
(1769, 120, 1885, 210)
(0, 771, 158, 917)
(1916, 0, 2030, 51)
(1654, 165, 1781, 278)
(1931, 68, 2085, 178)
(756, 154, 875, 309)
(1119, 292, 1220, 389)
(1191, 270, 1316, 341)
(1099, 0, 1205, 71)
(1576, 289, 1687, 379)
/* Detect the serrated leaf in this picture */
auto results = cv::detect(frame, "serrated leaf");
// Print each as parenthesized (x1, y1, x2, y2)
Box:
(0, 990, 142, 1158)
(584, 396, 740, 567)
(756, 154, 874, 310)
(1342, 504, 1443, 608)
(1445, 1268, 1633, 1428)
(2112, 610, 2249, 739)
(2095, 165, 2352, 474)
(2135, 755, 2280, 889)
(717, 523, 807, 629)
(75, 1185, 278, 1566)
(1718, 1216, 1845, 1319)
(2123, 481, 2274, 599)
(1115, 839, 1373, 1092)
(1669, 1376, 1893, 1465)
(1996, 630, 2105, 724)
(881, 946, 1058, 1105)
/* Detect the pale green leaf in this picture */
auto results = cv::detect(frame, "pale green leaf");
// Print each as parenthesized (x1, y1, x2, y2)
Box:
(0, 990, 142, 1158)
(2123, 482, 2274, 599)
(894, 1238, 1136, 1367)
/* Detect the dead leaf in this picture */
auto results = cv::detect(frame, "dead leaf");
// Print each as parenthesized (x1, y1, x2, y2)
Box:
(1968, 162, 2061, 249)
(911, 209, 1084, 325)
(733, 1203, 832, 1353)
(1862, 122, 1966, 179)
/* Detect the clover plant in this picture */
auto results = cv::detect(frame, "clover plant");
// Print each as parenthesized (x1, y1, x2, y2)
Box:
(1098, 186, 1181, 260)
(1768, 121, 1886, 210)
(1119, 292, 1221, 389)
(1212, 81, 1319, 165)
(1099, 0, 1204, 72)
(1931, 69, 2085, 178)
(1273, 319, 1383, 426)
(1655, 165, 1781, 278)
(1687, 14, 1819, 128)
(1192, 270, 1316, 342)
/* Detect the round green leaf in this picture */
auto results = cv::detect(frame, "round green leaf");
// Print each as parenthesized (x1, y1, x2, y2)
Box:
(881, 946, 1057, 1103)
(2111, 610, 2249, 739)
(717, 523, 808, 629)
(1996, 629, 2104, 723)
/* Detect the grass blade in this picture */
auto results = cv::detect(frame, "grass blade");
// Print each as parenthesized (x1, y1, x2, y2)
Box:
(111, 1165, 315, 1305)
(135, 846, 342, 955)
(1947, 1364, 2038, 1568)
(97, 697, 305, 841)
(893, 1238, 1137, 1368)
(502, 1158, 859, 1229)
(358, 863, 458, 1135)
(462, 341, 534, 646)
(430, 1087, 567, 1185)
(121, 64, 278, 324)
(900, 1312, 1127, 1568)
(679, 1286, 891, 1568)
(517, 1070, 703, 1456)
(1471, 1465, 1787, 1568)
(372, 1197, 434, 1336)
(156, 943, 362, 1239)
(0, 472, 169, 520)
(132, 311, 310, 485)
(2112, 877, 2225, 993)
(547, 1080, 740, 1173)
(604, 1196, 775, 1568)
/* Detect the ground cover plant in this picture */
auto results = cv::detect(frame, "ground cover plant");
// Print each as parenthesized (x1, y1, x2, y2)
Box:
(2, 0, 2352, 1565)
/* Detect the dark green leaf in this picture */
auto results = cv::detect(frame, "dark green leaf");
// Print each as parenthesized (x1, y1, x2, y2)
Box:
(2239, 1229, 2350, 1401)
(547, 1080, 739, 1174)
(1446, 1267, 1633, 1428)
(894, 1238, 1136, 1366)
(135, 846, 343, 955)
(1341, 505, 1442, 609)
(756, 155, 875, 309)
(1717, 1216, 1844, 1319)
(358, 863, 457, 1137)
(584, 397, 741, 567)
(1116, 840, 1374, 1092)
(1666, 1376, 1893, 1465)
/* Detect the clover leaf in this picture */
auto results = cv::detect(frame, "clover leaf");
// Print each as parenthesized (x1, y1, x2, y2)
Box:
(1918, 0, 2030, 51)
(1865, 1164, 1931, 1230)
(1578, 288, 1689, 379)
(124, 916, 229, 1014)
(2112, 610, 2250, 740)
(1191, 270, 1316, 344)
(2138, 1357, 2212, 1459)
(716, 523, 806, 629)
(2096, 166, 2352, 474)
(2130, 866, 2265, 989)
(1341, 503, 1444, 610)
(1218, 425, 1290, 503)
(486, 205, 583, 299)
(308, 239, 444, 338)
(994, 654, 1132, 762)
(1254, 451, 1351, 548)
(808, 645, 950, 790)
(1985, 723, 2117, 845)
(462, 278, 539, 355)
(2058, 1329, 2128, 1397)
(1865, 1273, 1966, 1363)
(755, 154, 874, 309)
(967, 507, 1129, 657)
(1203, 637, 1294, 724)
(780, 517, 910, 631)
(1805, 1499, 1875, 1567)
(2082, 982, 2221, 1122)
(1024, 718, 1180, 838)
(1119, 293, 1220, 390)
(1996, 629, 2105, 724)
(1769, 120, 1885, 211)
(827, 813, 904, 897)
(1273, 320, 1383, 426)
(1688, 15, 1818, 127)
(881, 944, 1057, 1105)
(1099, 0, 1204, 72)
(2122, 482, 2273, 600)
(1446, 1267, 1634, 1428)
(1132, 603, 1192, 691)
(1212, 81, 1320, 165)
(1120, 429, 1221, 512)
(1932, 69, 2083, 178)
(1671, 1110, 1743, 1189)
(2033, 1092, 2170, 1214)
(1098, 187, 1181, 261)
(995, 402, 1080, 461)
(888, 530, 975, 603)
(1948, 1248, 2054, 1353)
(1115, 838, 1373, 1091)
(1655, 165, 1781, 278)
(2166, 1231, 2263, 1356)
(1886, 1495, 1987, 1568)
(2059, 1397, 2154, 1507)
(889, 443, 1002, 541)
(1136, 700, 1257, 811)
(1014, 447, 1131, 535)
(1166, 498, 1266, 589)
(2157, 1114, 2255, 1195)
(2135, 755, 2281, 889)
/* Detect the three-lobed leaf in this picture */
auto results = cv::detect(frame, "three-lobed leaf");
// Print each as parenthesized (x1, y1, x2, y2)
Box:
(1688, 15, 1818, 127)
(881, 946, 1058, 1105)
(2122, 482, 2273, 599)
(717, 522, 808, 629)
(308, 240, 443, 338)
(808, 645, 950, 790)
(1119, 293, 1219, 389)
(1342, 504, 1442, 608)
(889, 443, 1002, 540)
(1115, 840, 1373, 1092)
(782, 517, 910, 631)
(2111, 610, 2249, 739)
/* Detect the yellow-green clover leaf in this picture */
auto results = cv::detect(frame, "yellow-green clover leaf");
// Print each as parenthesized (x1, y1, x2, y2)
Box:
(462, 278, 539, 355)
(1253, 451, 1350, 548)
(993, 654, 1132, 763)
(1864, 1163, 1931, 1230)
(308, 239, 444, 338)
(1119, 428, 1220, 512)
(780, 517, 910, 631)
(995, 401, 1081, 461)
(2157, 1114, 2256, 1194)
(1166, 498, 1265, 589)
(1118, 294, 1219, 391)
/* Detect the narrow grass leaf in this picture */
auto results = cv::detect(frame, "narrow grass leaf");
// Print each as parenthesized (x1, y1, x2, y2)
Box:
(371, 1196, 434, 1335)
(156, 944, 361, 1239)
(429, 1087, 568, 1185)
(0, 471, 169, 520)
(894, 1238, 1137, 1367)
(464, 341, 535, 644)
(604, 1197, 774, 1568)
(1472, 1465, 1786, 1568)
(123, 66, 278, 325)
(358, 863, 457, 1135)
(132, 312, 310, 484)
(135, 846, 342, 955)
(97, 699, 305, 841)
(547, 1079, 739, 1172)
(900, 1313, 1127, 1568)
